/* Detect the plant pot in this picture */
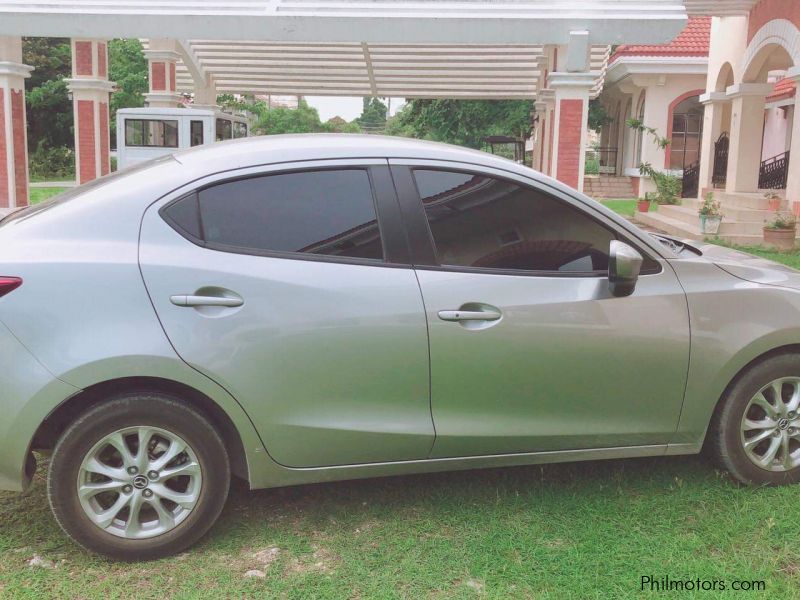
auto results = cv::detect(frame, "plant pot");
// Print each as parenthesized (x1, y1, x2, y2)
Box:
(768, 198, 782, 211)
(637, 200, 650, 213)
(763, 227, 796, 251)
(700, 215, 722, 235)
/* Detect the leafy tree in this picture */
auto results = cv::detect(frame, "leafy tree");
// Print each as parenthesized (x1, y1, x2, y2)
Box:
(386, 99, 533, 149)
(108, 38, 148, 141)
(24, 38, 73, 152)
(355, 97, 387, 131)
(588, 98, 612, 131)
(252, 98, 361, 135)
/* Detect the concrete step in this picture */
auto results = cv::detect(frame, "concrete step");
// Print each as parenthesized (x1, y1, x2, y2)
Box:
(682, 198, 772, 223)
(635, 211, 766, 246)
(710, 191, 774, 210)
(657, 205, 767, 235)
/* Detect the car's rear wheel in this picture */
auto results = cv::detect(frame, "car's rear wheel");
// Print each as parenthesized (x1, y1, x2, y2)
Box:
(711, 354, 800, 485)
(47, 392, 230, 560)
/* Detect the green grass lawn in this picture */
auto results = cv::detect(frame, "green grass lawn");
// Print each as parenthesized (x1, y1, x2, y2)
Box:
(28, 187, 68, 205)
(600, 199, 654, 218)
(2, 456, 798, 598)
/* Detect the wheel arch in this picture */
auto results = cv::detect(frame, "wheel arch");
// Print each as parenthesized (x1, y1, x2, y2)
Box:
(32, 376, 250, 483)
(700, 343, 800, 447)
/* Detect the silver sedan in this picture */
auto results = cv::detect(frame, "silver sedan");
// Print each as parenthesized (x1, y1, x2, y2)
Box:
(1, 134, 799, 560)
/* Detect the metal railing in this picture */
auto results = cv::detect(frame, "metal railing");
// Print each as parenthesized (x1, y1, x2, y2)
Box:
(585, 147, 618, 175)
(759, 150, 790, 190)
(712, 132, 729, 188)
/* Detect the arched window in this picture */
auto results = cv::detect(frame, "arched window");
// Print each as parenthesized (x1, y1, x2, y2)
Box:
(669, 95, 703, 170)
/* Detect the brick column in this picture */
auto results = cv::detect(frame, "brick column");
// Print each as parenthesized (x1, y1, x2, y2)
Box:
(697, 92, 730, 196)
(0, 37, 33, 209)
(725, 83, 772, 193)
(548, 72, 594, 193)
(144, 40, 182, 108)
(66, 39, 115, 184)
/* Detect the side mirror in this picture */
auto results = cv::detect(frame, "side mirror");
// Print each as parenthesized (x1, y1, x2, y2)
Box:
(608, 240, 643, 297)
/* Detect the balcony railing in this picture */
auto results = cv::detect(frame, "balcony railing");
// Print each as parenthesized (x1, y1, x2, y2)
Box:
(759, 150, 790, 190)
(585, 147, 618, 175)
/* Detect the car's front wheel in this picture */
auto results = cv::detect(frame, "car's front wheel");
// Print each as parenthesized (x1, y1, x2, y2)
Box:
(711, 353, 800, 485)
(47, 392, 230, 560)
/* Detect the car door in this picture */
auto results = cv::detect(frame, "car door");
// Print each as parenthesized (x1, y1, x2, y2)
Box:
(139, 161, 434, 468)
(389, 161, 691, 459)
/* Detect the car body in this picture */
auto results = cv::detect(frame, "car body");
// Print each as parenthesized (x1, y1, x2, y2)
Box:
(3, 134, 800, 558)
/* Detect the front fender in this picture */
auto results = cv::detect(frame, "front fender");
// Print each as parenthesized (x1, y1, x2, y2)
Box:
(671, 259, 800, 445)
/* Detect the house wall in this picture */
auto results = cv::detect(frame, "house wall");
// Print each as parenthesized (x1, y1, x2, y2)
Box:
(634, 74, 707, 195)
(762, 104, 793, 159)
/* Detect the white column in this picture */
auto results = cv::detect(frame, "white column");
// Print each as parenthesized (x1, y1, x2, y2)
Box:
(533, 95, 552, 175)
(66, 38, 115, 184)
(725, 83, 772, 193)
(548, 71, 594, 193)
(785, 68, 800, 208)
(144, 39, 182, 108)
(0, 36, 33, 209)
(698, 91, 730, 196)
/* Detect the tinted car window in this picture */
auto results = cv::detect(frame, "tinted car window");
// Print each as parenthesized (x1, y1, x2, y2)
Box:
(413, 169, 617, 273)
(166, 169, 384, 261)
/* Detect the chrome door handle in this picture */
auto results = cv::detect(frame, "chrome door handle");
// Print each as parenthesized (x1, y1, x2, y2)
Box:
(438, 310, 502, 322)
(170, 295, 243, 308)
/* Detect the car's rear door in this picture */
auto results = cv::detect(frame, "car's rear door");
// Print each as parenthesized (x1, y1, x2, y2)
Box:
(390, 161, 690, 458)
(139, 160, 434, 468)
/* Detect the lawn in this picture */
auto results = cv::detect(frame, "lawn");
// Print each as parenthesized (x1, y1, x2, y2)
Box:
(1, 456, 798, 598)
(29, 187, 68, 205)
(599, 199, 653, 218)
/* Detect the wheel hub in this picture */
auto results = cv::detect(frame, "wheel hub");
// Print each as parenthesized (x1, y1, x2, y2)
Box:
(741, 377, 800, 472)
(76, 426, 203, 539)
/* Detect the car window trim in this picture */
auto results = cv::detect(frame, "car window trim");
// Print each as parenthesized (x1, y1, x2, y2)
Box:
(158, 162, 412, 268)
(389, 162, 662, 278)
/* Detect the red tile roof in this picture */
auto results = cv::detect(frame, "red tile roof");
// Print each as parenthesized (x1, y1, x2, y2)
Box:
(610, 17, 711, 63)
(767, 77, 796, 102)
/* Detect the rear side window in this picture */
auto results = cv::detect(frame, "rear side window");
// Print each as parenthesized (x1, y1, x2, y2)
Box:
(413, 169, 619, 274)
(163, 169, 384, 261)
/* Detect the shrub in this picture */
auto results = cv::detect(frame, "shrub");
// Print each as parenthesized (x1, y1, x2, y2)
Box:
(28, 143, 74, 181)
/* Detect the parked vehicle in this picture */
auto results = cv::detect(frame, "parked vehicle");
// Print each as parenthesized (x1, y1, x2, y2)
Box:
(3, 135, 800, 560)
(116, 107, 249, 169)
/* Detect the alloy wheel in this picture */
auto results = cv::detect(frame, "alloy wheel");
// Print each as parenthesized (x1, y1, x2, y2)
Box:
(740, 377, 800, 472)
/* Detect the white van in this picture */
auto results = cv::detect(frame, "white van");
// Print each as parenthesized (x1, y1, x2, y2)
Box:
(116, 108, 249, 169)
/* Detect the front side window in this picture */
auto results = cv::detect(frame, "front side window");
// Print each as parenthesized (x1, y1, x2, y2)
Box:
(163, 169, 384, 261)
(124, 119, 179, 148)
(413, 169, 617, 273)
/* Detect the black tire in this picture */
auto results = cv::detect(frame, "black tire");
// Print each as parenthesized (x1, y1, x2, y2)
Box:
(710, 353, 800, 486)
(47, 392, 230, 561)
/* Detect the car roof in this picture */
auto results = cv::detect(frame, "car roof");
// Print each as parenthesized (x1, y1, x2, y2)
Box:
(171, 133, 528, 175)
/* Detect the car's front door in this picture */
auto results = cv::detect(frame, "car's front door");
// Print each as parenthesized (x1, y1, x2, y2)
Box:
(139, 161, 434, 468)
(390, 162, 691, 458)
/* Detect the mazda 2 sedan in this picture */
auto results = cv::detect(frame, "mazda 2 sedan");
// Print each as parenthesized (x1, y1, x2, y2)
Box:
(3, 135, 800, 560)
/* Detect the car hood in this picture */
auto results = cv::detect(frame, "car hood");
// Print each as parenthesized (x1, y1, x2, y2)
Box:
(696, 242, 800, 290)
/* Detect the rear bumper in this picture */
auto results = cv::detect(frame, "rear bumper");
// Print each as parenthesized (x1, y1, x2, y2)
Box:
(0, 320, 79, 491)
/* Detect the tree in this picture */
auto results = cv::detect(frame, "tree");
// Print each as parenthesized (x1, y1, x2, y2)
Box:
(108, 39, 148, 143)
(252, 98, 361, 135)
(386, 99, 533, 149)
(24, 38, 73, 152)
(355, 97, 387, 131)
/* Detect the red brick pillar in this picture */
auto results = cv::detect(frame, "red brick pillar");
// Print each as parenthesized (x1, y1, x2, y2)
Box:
(0, 37, 33, 209)
(67, 39, 115, 184)
(144, 40, 182, 108)
(548, 72, 593, 193)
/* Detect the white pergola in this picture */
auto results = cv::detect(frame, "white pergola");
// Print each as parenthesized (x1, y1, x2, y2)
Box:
(0, 0, 761, 207)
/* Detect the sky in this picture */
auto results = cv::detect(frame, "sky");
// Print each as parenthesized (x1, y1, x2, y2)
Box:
(305, 96, 406, 122)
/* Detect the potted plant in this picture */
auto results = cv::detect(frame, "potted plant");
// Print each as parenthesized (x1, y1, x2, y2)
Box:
(698, 192, 723, 234)
(763, 212, 797, 250)
(765, 191, 782, 212)
(625, 119, 682, 206)
(637, 195, 651, 213)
